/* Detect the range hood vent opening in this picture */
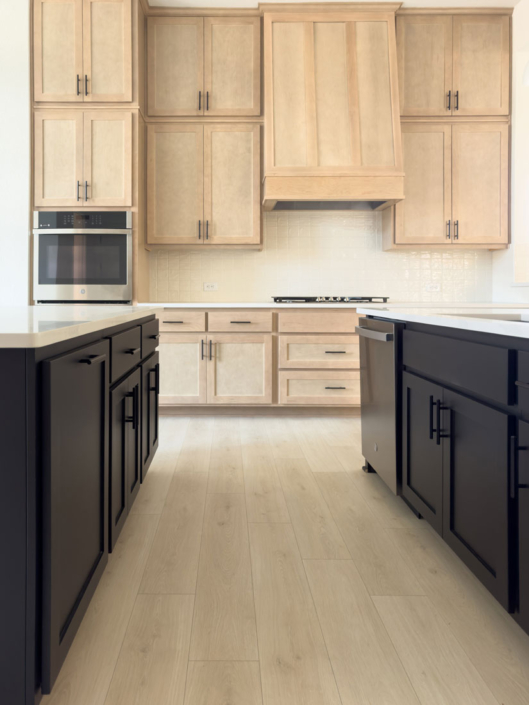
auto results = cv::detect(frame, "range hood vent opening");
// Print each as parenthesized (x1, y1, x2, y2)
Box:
(271, 200, 387, 212)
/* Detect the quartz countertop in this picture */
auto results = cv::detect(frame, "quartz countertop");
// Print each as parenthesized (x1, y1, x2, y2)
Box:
(140, 301, 529, 311)
(356, 305, 529, 340)
(0, 306, 161, 348)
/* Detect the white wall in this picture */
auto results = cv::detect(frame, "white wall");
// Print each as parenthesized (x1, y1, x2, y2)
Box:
(492, 0, 529, 301)
(0, 0, 30, 305)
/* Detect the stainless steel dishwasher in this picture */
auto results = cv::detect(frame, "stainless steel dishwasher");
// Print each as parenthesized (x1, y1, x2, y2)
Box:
(356, 317, 403, 495)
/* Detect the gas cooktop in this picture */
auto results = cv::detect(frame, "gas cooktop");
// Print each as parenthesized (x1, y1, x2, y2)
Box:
(272, 296, 389, 304)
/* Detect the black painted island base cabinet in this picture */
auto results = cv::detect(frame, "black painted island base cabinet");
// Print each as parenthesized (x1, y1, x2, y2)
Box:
(0, 314, 159, 705)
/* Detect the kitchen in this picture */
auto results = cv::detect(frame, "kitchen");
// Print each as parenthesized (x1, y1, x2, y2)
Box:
(2, 0, 529, 704)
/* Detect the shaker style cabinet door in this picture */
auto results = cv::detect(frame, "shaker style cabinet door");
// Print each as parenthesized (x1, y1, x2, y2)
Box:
(452, 15, 510, 116)
(147, 17, 204, 116)
(517, 419, 529, 634)
(452, 122, 509, 245)
(34, 110, 84, 206)
(204, 124, 261, 245)
(34, 0, 84, 102)
(204, 17, 261, 116)
(82, 0, 132, 102)
(397, 15, 453, 116)
(141, 351, 159, 480)
(395, 123, 452, 245)
(147, 124, 204, 245)
(158, 333, 207, 405)
(83, 111, 132, 206)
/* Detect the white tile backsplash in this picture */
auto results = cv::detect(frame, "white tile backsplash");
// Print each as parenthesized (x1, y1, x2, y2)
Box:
(149, 211, 493, 303)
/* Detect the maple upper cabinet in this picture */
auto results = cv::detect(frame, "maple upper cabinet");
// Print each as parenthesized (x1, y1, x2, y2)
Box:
(397, 13, 510, 117)
(147, 16, 260, 117)
(264, 12, 401, 172)
(34, 0, 132, 103)
(34, 110, 132, 207)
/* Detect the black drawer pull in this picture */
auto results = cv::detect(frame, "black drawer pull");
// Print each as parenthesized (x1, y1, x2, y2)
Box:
(429, 395, 436, 440)
(201, 339, 205, 361)
(85, 74, 88, 96)
(231, 321, 252, 324)
(516, 380, 529, 391)
(325, 386, 346, 390)
(149, 334, 160, 340)
(163, 320, 184, 324)
(77, 74, 81, 96)
(149, 366, 160, 394)
(80, 354, 105, 365)
(436, 400, 450, 445)
(126, 347, 140, 355)
(198, 90, 202, 110)
(447, 90, 451, 110)
(455, 90, 459, 110)
(325, 351, 346, 354)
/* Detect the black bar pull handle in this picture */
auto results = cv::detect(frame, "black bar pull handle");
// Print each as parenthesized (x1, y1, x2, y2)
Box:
(198, 220, 201, 240)
(126, 347, 141, 356)
(209, 340, 213, 361)
(77, 180, 81, 202)
(80, 354, 106, 365)
(201, 339, 205, 361)
(510, 435, 517, 499)
(85, 75, 88, 96)
(454, 220, 459, 240)
(446, 220, 451, 239)
(77, 75, 81, 96)
(325, 386, 346, 390)
(230, 321, 252, 324)
(325, 350, 346, 354)
(206, 91, 209, 110)
(436, 400, 450, 445)
(447, 90, 451, 111)
(163, 320, 184, 324)
(84, 181, 88, 201)
(429, 395, 436, 440)
(206, 220, 209, 240)
(198, 90, 202, 110)
(455, 90, 459, 110)
(149, 366, 160, 394)
(516, 380, 529, 391)
(149, 334, 160, 340)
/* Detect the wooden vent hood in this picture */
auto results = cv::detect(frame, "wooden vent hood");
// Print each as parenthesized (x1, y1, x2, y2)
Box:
(262, 3, 404, 211)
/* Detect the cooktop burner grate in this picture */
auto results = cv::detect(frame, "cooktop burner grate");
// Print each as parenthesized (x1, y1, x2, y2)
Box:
(272, 296, 389, 304)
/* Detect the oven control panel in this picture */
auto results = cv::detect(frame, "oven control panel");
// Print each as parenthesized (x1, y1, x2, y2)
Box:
(34, 211, 131, 229)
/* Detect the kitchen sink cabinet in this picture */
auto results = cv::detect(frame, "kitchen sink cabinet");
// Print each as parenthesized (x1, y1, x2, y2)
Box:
(397, 13, 510, 117)
(147, 16, 260, 117)
(141, 351, 159, 480)
(34, 110, 132, 207)
(402, 372, 444, 534)
(34, 0, 132, 103)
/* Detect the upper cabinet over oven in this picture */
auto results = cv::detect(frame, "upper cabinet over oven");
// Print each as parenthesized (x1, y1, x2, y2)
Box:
(33, 0, 132, 103)
(397, 13, 510, 117)
(147, 16, 261, 117)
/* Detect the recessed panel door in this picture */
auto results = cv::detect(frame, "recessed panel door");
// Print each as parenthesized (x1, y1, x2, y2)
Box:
(158, 333, 207, 405)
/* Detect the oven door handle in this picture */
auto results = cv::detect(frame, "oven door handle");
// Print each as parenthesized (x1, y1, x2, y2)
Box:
(355, 326, 393, 342)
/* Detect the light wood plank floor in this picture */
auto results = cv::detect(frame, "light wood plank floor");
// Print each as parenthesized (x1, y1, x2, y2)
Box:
(42, 416, 529, 705)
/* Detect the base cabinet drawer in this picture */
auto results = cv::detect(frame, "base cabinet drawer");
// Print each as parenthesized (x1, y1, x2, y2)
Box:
(110, 326, 142, 383)
(158, 311, 206, 332)
(208, 310, 273, 332)
(279, 370, 360, 405)
(142, 318, 160, 359)
(279, 310, 359, 334)
(279, 335, 359, 369)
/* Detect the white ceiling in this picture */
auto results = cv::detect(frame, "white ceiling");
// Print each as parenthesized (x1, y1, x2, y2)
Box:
(150, 0, 519, 8)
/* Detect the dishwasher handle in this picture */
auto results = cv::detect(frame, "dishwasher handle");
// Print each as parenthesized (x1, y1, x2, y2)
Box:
(355, 326, 394, 343)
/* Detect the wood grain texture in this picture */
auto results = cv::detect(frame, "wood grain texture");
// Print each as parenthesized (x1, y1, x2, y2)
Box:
(305, 560, 421, 705)
(104, 594, 194, 705)
(208, 417, 245, 493)
(175, 417, 214, 473)
(249, 523, 342, 705)
(289, 419, 345, 472)
(184, 662, 263, 705)
(190, 493, 258, 661)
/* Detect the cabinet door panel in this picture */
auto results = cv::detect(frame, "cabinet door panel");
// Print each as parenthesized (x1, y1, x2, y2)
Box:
(83, 111, 132, 206)
(204, 17, 260, 116)
(442, 388, 512, 610)
(42, 339, 109, 692)
(159, 333, 207, 405)
(397, 15, 452, 117)
(204, 124, 260, 245)
(207, 334, 272, 405)
(147, 17, 204, 116)
(402, 372, 444, 534)
(83, 0, 132, 102)
(396, 123, 451, 245)
(453, 15, 510, 116)
(452, 123, 509, 245)
(34, 111, 83, 207)
(34, 0, 83, 102)
(141, 351, 159, 480)
(518, 420, 529, 633)
(147, 124, 204, 245)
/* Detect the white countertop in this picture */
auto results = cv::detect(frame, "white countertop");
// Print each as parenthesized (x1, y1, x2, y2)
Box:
(0, 306, 161, 348)
(356, 305, 529, 339)
(141, 301, 529, 311)
(139, 302, 364, 309)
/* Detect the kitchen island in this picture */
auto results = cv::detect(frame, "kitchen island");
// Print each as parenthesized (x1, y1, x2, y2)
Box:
(0, 306, 160, 705)
(358, 305, 529, 638)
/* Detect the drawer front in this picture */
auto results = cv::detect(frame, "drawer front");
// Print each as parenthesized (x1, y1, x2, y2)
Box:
(110, 326, 142, 383)
(279, 335, 359, 369)
(141, 318, 160, 359)
(518, 352, 529, 420)
(403, 329, 512, 406)
(208, 311, 273, 332)
(278, 310, 358, 334)
(158, 311, 206, 332)
(279, 370, 360, 405)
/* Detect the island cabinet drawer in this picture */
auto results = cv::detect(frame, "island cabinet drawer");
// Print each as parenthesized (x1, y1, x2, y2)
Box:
(141, 318, 160, 359)
(517, 352, 529, 420)
(110, 326, 142, 383)
(278, 311, 358, 334)
(158, 311, 206, 332)
(403, 329, 512, 406)
(279, 370, 360, 405)
(279, 335, 359, 369)
(208, 311, 273, 332)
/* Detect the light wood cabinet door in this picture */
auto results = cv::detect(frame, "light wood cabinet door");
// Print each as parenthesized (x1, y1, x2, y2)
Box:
(147, 17, 204, 116)
(204, 124, 260, 245)
(159, 333, 207, 405)
(453, 15, 510, 116)
(395, 123, 452, 245)
(204, 17, 260, 116)
(147, 124, 204, 245)
(34, 111, 83, 206)
(207, 334, 272, 405)
(34, 0, 83, 102)
(82, 0, 132, 102)
(397, 15, 453, 116)
(83, 111, 132, 206)
(452, 123, 509, 245)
